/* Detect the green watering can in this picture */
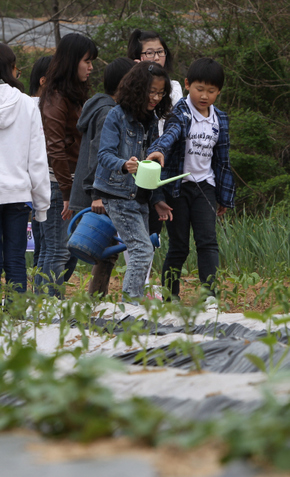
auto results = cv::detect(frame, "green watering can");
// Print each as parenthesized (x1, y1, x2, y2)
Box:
(133, 160, 189, 189)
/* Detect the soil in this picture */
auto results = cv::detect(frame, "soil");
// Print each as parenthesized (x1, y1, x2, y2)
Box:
(67, 273, 279, 313)
(27, 432, 290, 477)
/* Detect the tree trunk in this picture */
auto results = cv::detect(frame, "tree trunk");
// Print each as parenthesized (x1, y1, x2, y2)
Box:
(52, 0, 61, 47)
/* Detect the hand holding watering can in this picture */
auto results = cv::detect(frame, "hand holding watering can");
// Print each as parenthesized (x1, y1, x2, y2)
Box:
(123, 153, 164, 175)
(124, 154, 189, 190)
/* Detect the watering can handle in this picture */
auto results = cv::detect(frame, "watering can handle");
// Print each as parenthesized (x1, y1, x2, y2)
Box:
(131, 159, 140, 180)
(67, 207, 92, 235)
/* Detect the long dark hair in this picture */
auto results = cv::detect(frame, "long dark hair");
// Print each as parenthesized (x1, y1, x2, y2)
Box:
(40, 33, 98, 108)
(0, 43, 24, 92)
(127, 29, 173, 72)
(116, 62, 172, 122)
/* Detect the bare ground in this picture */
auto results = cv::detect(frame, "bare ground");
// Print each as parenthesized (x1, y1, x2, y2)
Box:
(67, 273, 283, 313)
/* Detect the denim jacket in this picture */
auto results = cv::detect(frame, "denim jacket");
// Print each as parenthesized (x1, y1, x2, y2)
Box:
(147, 98, 235, 208)
(93, 105, 159, 200)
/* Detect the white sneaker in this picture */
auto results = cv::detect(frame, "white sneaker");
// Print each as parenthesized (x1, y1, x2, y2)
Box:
(146, 285, 163, 301)
(205, 296, 218, 311)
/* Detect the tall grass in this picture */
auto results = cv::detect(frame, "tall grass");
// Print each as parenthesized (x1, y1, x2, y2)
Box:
(218, 205, 290, 276)
(28, 203, 290, 279)
(149, 204, 290, 278)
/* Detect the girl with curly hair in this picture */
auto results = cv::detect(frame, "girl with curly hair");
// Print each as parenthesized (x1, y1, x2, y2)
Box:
(127, 30, 183, 290)
(93, 61, 173, 304)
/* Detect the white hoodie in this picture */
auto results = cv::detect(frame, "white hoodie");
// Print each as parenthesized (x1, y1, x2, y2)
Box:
(0, 83, 50, 221)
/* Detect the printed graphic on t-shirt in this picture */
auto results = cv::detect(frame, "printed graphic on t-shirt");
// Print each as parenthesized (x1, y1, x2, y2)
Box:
(187, 124, 219, 159)
(183, 120, 219, 186)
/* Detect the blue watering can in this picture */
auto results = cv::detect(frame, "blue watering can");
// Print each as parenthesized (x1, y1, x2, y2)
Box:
(68, 208, 160, 265)
(67, 207, 127, 264)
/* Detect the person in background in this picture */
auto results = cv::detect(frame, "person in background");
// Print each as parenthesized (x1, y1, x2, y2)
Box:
(127, 28, 183, 135)
(127, 29, 183, 288)
(69, 57, 135, 296)
(147, 58, 236, 302)
(29, 56, 53, 98)
(0, 43, 50, 295)
(93, 62, 173, 304)
(37, 33, 98, 297)
(29, 55, 53, 269)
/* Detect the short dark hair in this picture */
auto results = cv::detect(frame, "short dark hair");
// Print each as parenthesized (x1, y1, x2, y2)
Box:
(187, 58, 224, 90)
(104, 57, 135, 96)
(127, 29, 173, 72)
(29, 55, 53, 96)
(0, 43, 24, 92)
(116, 61, 172, 121)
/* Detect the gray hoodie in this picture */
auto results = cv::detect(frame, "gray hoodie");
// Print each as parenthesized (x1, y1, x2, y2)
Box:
(69, 93, 115, 211)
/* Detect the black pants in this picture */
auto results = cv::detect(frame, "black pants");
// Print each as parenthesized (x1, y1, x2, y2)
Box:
(162, 181, 219, 297)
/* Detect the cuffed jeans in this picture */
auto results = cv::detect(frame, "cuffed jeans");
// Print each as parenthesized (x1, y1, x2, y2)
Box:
(162, 181, 219, 297)
(35, 182, 77, 297)
(0, 202, 30, 293)
(102, 198, 153, 301)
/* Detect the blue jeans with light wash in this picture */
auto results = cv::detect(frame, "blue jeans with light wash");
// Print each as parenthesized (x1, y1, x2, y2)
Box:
(102, 198, 154, 303)
(0, 202, 30, 293)
(35, 182, 77, 297)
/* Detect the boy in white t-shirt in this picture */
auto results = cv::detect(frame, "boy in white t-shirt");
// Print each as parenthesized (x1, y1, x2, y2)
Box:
(147, 58, 235, 299)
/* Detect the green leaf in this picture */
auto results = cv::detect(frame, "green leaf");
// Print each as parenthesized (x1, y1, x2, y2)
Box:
(245, 353, 267, 372)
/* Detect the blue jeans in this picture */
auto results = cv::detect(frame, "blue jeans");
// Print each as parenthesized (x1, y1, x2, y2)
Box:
(35, 182, 77, 297)
(0, 203, 30, 293)
(162, 181, 219, 297)
(102, 198, 153, 302)
(31, 208, 42, 268)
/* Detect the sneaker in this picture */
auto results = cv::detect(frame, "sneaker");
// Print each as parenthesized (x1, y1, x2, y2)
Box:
(146, 285, 163, 301)
(205, 296, 218, 311)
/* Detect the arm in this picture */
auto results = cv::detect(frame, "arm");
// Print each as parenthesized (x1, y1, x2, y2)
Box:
(213, 110, 236, 209)
(86, 104, 114, 189)
(97, 109, 130, 172)
(146, 114, 184, 160)
(217, 205, 227, 216)
(42, 93, 76, 200)
(154, 201, 173, 221)
(28, 104, 50, 222)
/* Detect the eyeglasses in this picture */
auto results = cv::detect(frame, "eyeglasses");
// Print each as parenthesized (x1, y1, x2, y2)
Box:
(141, 49, 167, 59)
(16, 67, 21, 79)
(149, 90, 166, 99)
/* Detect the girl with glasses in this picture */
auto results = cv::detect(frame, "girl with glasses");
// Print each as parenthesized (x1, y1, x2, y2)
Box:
(93, 62, 173, 304)
(0, 43, 50, 296)
(127, 28, 183, 134)
(127, 29, 183, 291)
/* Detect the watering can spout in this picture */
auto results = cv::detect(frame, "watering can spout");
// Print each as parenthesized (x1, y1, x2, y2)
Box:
(158, 173, 190, 187)
(133, 160, 190, 189)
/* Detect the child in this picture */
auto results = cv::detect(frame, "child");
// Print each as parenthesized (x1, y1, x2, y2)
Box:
(93, 61, 173, 304)
(69, 57, 135, 296)
(127, 29, 183, 286)
(127, 28, 183, 136)
(0, 44, 50, 293)
(29, 55, 53, 99)
(29, 55, 53, 269)
(147, 58, 236, 299)
(38, 33, 98, 297)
